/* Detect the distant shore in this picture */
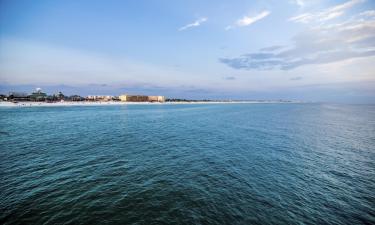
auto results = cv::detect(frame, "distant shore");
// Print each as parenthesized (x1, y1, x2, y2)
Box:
(0, 101, 300, 107)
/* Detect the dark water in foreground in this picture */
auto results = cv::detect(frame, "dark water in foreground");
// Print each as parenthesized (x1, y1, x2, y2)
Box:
(0, 103, 374, 225)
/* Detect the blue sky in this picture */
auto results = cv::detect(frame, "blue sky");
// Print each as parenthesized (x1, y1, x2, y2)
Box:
(0, 0, 374, 102)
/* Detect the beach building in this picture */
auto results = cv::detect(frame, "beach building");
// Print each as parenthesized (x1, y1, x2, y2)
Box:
(68, 95, 85, 101)
(119, 95, 148, 102)
(86, 95, 113, 101)
(148, 96, 165, 102)
(29, 88, 47, 101)
(119, 94, 165, 102)
(8, 92, 30, 101)
(56, 92, 65, 100)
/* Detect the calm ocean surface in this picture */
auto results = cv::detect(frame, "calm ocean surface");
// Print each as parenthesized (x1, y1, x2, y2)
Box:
(0, 103, 374, 225)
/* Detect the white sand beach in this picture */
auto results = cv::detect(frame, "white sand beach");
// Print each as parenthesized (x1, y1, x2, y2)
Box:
(0, 101, 297, 107)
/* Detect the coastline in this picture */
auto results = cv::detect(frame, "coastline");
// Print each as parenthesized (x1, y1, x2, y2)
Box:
(0, 101, 300, 107)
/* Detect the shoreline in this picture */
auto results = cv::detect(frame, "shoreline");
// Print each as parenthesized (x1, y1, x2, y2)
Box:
(0, 101, 300, 107)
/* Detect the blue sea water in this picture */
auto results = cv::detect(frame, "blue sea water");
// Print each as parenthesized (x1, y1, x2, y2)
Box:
(0, 103, 374, 225)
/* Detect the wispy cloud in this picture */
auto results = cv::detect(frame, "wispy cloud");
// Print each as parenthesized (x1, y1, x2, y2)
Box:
(226, 11, 270, 30)
(220, 10, 375, 70)
(289, 0, 365, 23)
(290, 0, 320, 9)
(178, 17, 207, 31)
(359, 10, 375, 17)
(292, 0, 306, 7)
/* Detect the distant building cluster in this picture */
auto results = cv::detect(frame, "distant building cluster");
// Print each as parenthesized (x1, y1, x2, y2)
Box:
(119, 95, 165, 102)
(0, 88, 165, 103)
(86, 95, 118, 101)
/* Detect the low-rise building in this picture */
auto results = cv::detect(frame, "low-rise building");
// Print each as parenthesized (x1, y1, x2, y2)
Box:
(68, 95, 85, 101)
(148, 96, 165, 102)
(86, 95, 113, 101)
(8, 92, 29, 101)
(29, 88, 47, 101)
(0, 94, 7, 101)
(119, 95, 148, 102)
(119, 94, 165, 102)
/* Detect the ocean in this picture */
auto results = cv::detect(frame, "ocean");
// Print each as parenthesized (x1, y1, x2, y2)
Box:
(0, 103, 374, 225)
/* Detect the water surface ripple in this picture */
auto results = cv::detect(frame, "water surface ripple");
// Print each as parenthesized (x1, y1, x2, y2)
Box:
(0, 104, 374, 224)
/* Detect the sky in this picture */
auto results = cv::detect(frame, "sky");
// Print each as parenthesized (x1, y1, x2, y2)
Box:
(0, 0, 374, 103)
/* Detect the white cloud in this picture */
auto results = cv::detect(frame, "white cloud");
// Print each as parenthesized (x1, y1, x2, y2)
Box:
(178, 17, 207, 31)
(226, 11, 270, 30)
(359, 10, 375, 18)
(236, 11, 270, 26)
(289, 0, 365, 23)
(220, 10, 375, 70)
(293, 0, 306, 7)
(290, 0, 321, 8)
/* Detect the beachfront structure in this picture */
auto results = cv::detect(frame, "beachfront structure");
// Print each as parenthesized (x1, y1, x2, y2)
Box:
(8, 92, 30, 101)
(29, 88, 47, 101)
(148, 96, 165, 102)
(86, 95, 114, 101)
(119, 95, 148, 102)
(56, 92, 65, 100)
(68, 95, 85, 101)
(119, 95, 165, 102)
